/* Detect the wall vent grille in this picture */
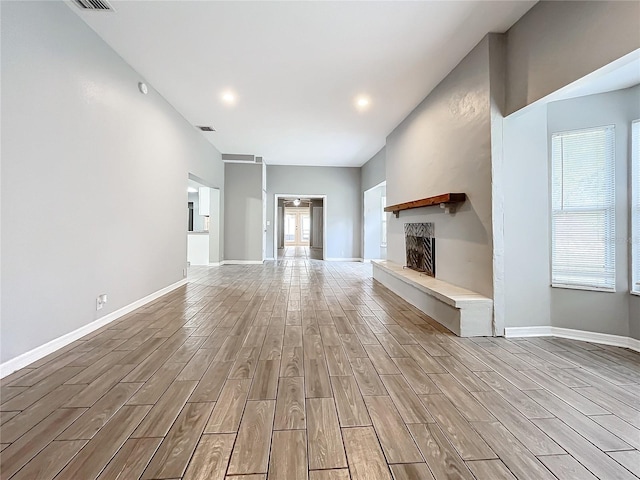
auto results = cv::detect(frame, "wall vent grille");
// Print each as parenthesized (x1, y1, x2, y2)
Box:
(222, 154, 256, 163)
(73, 0, 114, 11)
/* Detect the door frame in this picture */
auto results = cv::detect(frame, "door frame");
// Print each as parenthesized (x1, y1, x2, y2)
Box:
(363, 181, 387, 261)
(187, 173, 222, 266)
(274, 194, 327, 260)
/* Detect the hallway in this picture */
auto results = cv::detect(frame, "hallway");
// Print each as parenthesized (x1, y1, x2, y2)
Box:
(1, 262, 640, 479)
(277, 246, 324, 261)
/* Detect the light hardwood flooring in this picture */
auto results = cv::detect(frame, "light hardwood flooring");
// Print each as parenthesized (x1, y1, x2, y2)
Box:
(1, 260, 640, 479)
(278, 246, 324, 261)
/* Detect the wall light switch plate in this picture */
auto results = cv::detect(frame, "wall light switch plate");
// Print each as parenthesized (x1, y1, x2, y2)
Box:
(96, 294, 108, 311)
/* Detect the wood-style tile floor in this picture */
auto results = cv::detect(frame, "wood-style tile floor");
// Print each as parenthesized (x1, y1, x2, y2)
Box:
(1, 260, 640, 479)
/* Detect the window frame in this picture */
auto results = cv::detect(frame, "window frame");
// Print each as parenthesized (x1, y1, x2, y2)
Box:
(632, 120, 640, 295)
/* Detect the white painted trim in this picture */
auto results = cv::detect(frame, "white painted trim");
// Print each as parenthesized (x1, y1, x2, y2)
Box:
(363, 181, 387, 263)
(363, 181, 387, 194)
(504, 326, 553, 337)
(491, 92, 505, 337)
(551, 283, 616, 293)
(505, 326, 640, 353)
(325, 258, 363, 262)
(0, 279, 188, 378)
(264, 257, 275, 261)
(208, 262, 222, 267)
(221, 260, 264, 265)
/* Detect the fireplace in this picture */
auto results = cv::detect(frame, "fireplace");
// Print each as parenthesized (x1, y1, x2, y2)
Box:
(404, 223, 435, 276)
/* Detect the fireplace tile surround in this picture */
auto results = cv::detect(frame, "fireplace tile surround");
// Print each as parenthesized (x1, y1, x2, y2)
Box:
(405, 222, 435, 276)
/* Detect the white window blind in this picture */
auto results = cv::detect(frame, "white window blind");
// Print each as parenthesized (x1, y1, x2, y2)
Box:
(632, 120, 640, 294)
(551, 125, 615, 291)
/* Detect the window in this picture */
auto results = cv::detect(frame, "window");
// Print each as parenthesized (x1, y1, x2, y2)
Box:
(632, 120, 640, 294)
(551, 125, 616, 291)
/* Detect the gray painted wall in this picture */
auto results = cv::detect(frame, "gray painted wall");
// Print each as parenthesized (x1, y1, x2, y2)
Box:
(385, 36, 494, 298)
(503, 104, 551, 328)
(1, 2, 224, 363)
(208, 188, 222, 264)
(224, 163, 264, 262)
(309, 199, 324, 251)
(361, 147, 386, 193)
(547, 87, 639, 337)
(631, 297, 640, 340)
(266, 166, 361, 259)
(506, 1, 640, 114)
(277, 198, 285, 250)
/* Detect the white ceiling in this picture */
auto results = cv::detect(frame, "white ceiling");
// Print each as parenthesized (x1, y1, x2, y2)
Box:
(70, 0, 536, 167)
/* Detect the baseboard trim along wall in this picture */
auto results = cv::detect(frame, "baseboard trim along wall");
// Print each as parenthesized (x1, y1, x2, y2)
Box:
(0, 278, 188, 378)
(504, 326, 640, 353)
(325, 258, 364, 262)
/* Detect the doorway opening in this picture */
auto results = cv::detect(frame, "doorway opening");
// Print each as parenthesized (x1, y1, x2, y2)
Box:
(275, 195, 325, 260)
(363, 181, 387, 261)
(187, 174, 221, 270)
(285, 204, 310, 246)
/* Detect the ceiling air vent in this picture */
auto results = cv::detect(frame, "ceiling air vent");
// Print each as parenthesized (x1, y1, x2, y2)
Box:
(197, 126, 216, 132)
(73, 0, 114, 11)
(222, 154, 256, 163)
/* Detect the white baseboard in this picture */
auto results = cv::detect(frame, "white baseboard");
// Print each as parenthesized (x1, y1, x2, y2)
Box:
(325, 258, 363, 262)
(264, 258, 275, 261)
(208, 262, 222, 266)
(0, 279, 188, 378)
(504, 326, 554, 338)
(221, 260, 264, 265)
(505, 326, 640, 353)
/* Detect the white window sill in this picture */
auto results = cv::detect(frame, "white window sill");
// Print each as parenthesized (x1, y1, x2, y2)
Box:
(551, 283, 616, 293)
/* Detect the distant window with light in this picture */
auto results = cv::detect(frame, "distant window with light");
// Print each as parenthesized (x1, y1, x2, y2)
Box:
(551, 125, 616, 291)
(632, 120, 640, 294)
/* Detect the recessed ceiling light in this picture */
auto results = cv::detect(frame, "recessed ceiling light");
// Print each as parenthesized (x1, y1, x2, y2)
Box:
(355, 95, 371, 110)
(221, 91, 236, 105)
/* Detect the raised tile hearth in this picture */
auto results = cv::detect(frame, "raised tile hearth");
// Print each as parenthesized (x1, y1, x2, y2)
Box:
(372, 260, 493, 337)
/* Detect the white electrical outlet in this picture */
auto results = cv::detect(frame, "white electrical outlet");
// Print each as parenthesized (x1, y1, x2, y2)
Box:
(96, 294, 108, 311)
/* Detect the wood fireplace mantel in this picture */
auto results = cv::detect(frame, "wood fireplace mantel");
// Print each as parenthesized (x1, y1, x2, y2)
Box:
(384, 193, 466, 217)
